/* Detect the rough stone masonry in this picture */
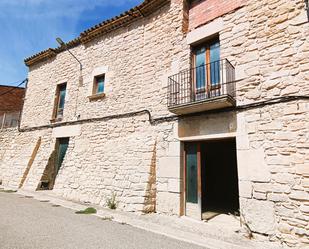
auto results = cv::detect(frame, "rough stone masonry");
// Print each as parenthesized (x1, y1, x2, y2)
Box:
(0, 0, 308, 247)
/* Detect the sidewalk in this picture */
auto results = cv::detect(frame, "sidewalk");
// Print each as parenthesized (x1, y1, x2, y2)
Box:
(15, 189, 285, 249)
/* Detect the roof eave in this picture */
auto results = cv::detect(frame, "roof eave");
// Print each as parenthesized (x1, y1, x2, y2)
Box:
(24, 0, 170, 67)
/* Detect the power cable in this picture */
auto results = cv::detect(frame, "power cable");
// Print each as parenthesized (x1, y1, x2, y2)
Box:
(0, 79, 28, 98)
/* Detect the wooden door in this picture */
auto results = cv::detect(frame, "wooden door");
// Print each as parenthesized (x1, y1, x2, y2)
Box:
(55, 137, 69, 176)
(184, 142, 201, 219)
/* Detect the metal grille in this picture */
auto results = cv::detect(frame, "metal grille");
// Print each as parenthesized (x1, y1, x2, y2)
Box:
(167, 59, 236, 108)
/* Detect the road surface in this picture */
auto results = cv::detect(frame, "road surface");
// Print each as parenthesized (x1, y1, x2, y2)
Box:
(0, 192, 204, 249)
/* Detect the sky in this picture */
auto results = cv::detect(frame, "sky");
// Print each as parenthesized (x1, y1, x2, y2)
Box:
(0, 0, 142, 87)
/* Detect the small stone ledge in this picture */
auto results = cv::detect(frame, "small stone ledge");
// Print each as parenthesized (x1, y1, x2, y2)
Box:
(87, 93, 106, 101)
(50, 117, 63, 123)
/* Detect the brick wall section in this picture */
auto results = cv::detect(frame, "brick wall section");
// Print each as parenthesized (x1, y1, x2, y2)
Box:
(189, 0, 247, 30)
(0, 86, 25, 115)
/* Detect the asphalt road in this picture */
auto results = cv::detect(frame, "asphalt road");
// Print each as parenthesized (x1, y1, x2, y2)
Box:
(0, 192, 203, 249)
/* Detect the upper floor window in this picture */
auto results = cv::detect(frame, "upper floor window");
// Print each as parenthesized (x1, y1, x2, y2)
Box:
(93, 75, 105, 94)
(192, 38, 220, 93)
(53, 83, 66, 120)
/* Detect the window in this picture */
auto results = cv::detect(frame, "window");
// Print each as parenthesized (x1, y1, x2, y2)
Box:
(192, 38, 220, 93)
(93, 75, 105, 94)
(53, 83, 66, 120)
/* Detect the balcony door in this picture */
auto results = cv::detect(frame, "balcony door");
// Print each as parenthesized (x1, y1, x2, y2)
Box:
(193, 38, 221, 100)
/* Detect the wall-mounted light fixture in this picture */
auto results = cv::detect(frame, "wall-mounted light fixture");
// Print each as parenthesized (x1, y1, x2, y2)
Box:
(56, 37, 83, 119)
(56, 37, 83, 71)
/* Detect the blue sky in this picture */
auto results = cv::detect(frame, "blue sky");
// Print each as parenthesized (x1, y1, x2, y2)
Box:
(0, 0, 142, 86)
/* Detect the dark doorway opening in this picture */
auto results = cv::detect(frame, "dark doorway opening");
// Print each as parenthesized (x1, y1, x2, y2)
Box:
(201, 138, 239, 218)
(37, 137, 69, 190)
(183, 138, 239, 220)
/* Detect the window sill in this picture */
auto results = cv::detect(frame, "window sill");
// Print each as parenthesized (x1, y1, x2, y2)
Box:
(50, 117, 63, 123)
(88, 93, 106, 101)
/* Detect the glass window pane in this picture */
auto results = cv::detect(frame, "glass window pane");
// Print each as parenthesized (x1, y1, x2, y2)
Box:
(195, 48, 206, 89)
(57, 84, 66, 118)
(186, 143, 198, 204)
(210, 41, 220, 85)
(59, 89, 66, 109)
(96, 76, 105, 93)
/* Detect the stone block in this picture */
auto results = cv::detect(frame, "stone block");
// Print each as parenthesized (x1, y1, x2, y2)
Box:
(240, 198, 276, 234)
(295, 163, 309, 176)
(300, 205, 309, 213)
(268, 193, 289, 202)
(237, 149, 271, 182)
(238, 180, 252, 198)
(272, 173, 295, 184)
(156, 192, 180, 215)
(289, 191, 309, 201)
(52, 125, 81, 138)
(253, 191, 267, 200)
(167, 178, 180, 193)
(253, 183, 290, 193)
(167, 141, 180, 157)
(157, 157, 180, 178)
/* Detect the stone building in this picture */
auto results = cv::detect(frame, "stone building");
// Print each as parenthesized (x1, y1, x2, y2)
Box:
(0, 0, 309, 247)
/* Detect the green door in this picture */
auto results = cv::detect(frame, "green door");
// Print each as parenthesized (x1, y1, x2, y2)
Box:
(56, 137, 69, 174)
(185, 143, 198, 203)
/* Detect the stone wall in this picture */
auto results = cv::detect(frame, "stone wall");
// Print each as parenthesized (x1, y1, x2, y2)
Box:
(21, 0, 189, 129)
(0, 0, 308, 247)
(0, 128, 18, 184)
(218, 0, 309, 246)
(0, 128, 51, 188)
(183, 0, 309, 246)
(236, 101, 309, 246)
(1, 0, 186, 214)
(0, 117, 180, 214)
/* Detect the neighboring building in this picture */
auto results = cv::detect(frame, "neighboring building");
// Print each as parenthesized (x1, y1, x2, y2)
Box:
(0, 0, 309, 246)
(0, 85, 25, 128)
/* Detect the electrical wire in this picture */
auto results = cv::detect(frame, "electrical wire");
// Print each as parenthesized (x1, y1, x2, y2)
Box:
(0, 79, 28, 98)
(18, 94, 309, 132)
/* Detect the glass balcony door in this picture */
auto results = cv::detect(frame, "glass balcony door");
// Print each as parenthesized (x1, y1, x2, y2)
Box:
(193, 38, 221, 100)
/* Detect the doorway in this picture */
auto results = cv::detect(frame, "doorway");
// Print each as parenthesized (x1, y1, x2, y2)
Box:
(184, 138, 239, 220)
(37, 137, 69, 190)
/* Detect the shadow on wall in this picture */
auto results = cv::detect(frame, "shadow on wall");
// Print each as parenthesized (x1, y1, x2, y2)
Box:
(36, 150, 57, 190)
(143, 141, 157, 213)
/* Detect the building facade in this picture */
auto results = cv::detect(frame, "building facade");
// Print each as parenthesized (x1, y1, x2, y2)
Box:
(0, 0, 309, 246)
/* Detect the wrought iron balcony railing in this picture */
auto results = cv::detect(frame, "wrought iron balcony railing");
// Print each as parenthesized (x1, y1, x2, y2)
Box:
(167, 59, 236, 111)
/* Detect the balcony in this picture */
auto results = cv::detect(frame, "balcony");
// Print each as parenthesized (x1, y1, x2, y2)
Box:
(167, 59, 236, 115)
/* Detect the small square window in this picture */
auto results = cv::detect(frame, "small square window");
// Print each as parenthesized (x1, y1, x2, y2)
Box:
(94, 75, 105, 94)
